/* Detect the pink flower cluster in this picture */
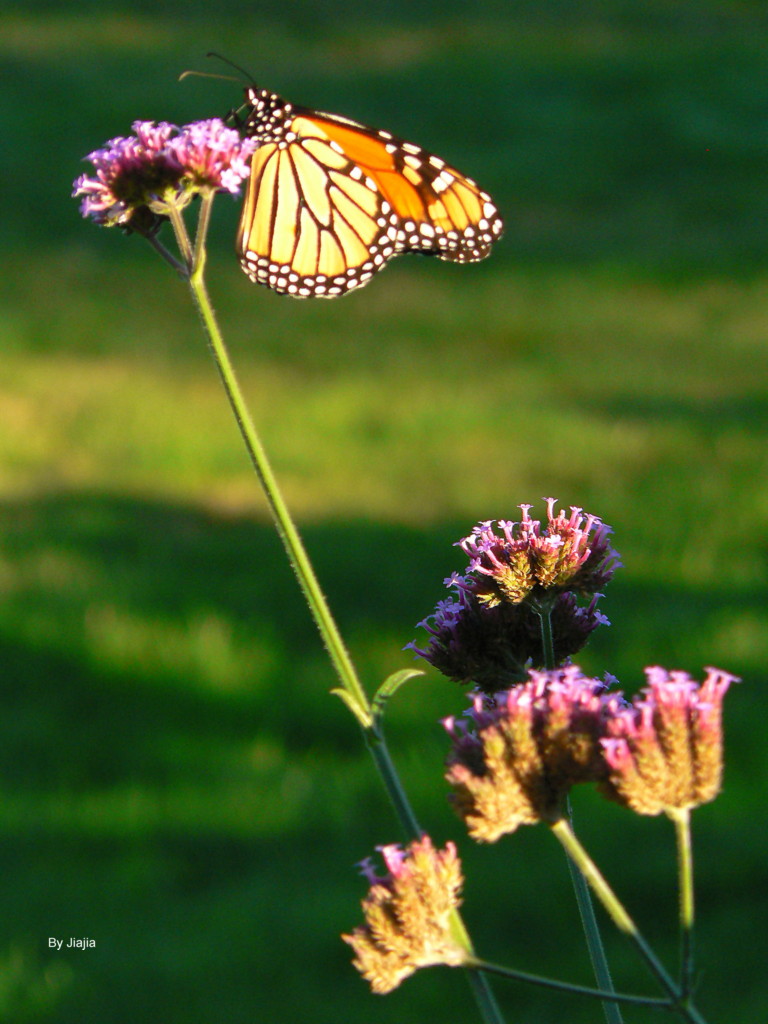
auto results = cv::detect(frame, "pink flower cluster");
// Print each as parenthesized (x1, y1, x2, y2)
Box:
(73, 119, 257, 227)
(444, 664, 737, 841)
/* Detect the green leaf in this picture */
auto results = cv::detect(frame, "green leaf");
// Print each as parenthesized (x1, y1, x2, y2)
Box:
(371, 668, 424, 730)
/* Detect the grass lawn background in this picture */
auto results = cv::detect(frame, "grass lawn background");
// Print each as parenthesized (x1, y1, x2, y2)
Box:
(1, 2, 767, 1021)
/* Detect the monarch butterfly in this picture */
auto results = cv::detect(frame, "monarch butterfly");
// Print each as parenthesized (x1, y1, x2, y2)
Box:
(236, 84, 504, 298)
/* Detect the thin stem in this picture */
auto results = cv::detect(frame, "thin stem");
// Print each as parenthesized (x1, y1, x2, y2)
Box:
(137, 226, 189, 276)
(535, 603, 556, 669)
(186, 270, 372, 727)
(466, 956, 670, 1010)
(365, 731, 422, 838)
(365, 727, 505, 1024)
(192, 190, 216, 275)
(563, 801, 624, 1024)
(550, 817, 710, 1024)
(464, 968, 508, 1024)
(167, 204, 195, 270)
(669, 807, 695, 998)
(535, 605, 621, 1024)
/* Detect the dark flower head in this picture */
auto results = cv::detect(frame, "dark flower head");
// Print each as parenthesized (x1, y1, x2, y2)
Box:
(73, 118, 257, 227)
(407, 572, 609, 694)
(599, 666, 737, 816)
(444, 665, 624, 841)
(73, 121, 182, 227)
(459, 499, 620, 609)
(342, 836, 467, 993)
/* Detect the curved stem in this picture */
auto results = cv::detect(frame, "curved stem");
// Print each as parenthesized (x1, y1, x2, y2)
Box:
(167, 204, 195, 270)
(192, 190, 215, 274)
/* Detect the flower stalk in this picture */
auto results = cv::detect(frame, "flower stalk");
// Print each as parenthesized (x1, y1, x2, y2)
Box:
(535, 603, 621, 1024)
(186, 259, 373, 727)
(465, 956, 669, 1010)
(551, 817, 709, 1024)
(670, 807, 695, 998)
(562, 802, 623, 1024)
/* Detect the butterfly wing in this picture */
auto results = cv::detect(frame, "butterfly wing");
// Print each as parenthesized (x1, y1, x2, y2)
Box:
(314, 113, 503, 264)
(238, 112, 402, 297)
(237, 94, 503, 297)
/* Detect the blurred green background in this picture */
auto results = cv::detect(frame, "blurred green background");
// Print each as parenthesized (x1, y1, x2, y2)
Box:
(2, 1, 767, 1021)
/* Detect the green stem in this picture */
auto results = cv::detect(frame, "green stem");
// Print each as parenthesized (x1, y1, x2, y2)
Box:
(366, 731, 422, 838)
(167, 204, 195, 270)
(535, 603, 556, 669)
(134, 223, 188, 276)
(536, 603, 621, 1024)
(365, 729, 504, 1022)
(550, 817, 709, 1024)
(464, 967, 508, 1024)
(466, 956, 670, 1009)
(192, 190, 215, 274)
(669, 807, 695, 998)
(186, 269, 372, 727)
(563, 801, 624, 1024)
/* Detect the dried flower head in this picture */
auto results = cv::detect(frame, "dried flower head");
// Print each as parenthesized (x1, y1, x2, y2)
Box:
(444, 666, 624, 841)
(342, 836, 468, 993)
(459, 499, 620, 610)
(599, 666, 737, 816)
(408, 574, 608, 693)
(73, 118, 256, 228)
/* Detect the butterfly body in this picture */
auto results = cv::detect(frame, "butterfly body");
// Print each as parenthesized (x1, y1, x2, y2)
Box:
(236, 86, 503, 297)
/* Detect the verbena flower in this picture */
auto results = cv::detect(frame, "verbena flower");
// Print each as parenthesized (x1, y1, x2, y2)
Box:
(408, 498, 616, 693)
(460, 499, 620, 609)
(72, 118, 256, 228)
(599, 666, 738, 816)
(444, 665, 624, 842)
(165, 118, 257, 194)
(342, 836, 468, 993)
(408, 575, 608, 692)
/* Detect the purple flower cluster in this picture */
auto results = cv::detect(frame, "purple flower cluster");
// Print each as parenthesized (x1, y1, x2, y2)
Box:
(460, 499, 620, 608)
(72, 119, 257, 228)
(409, 500, 617, 693)
(408, 581, 607, 691)
(444, 665, 623, 839)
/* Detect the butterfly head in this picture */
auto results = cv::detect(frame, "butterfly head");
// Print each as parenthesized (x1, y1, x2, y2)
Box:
(242, 87, 294, 141)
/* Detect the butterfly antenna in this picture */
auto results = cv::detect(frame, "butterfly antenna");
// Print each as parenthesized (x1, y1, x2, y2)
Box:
(206, 52, 257, 86)
(178, 68, 241, 83)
